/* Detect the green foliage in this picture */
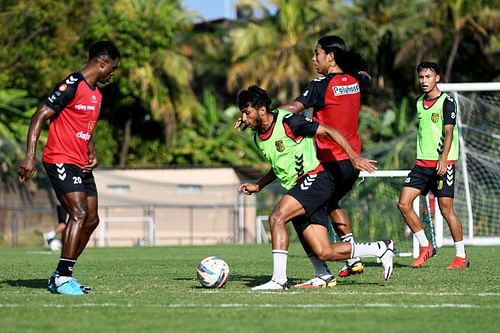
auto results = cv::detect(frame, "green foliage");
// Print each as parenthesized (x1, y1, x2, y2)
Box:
(162, 89, 264, 166)
(0, 89, 38, 178)
(228, 0, 338, 103)
(0, 0, 498, 169)
(92, 120, 119, 167)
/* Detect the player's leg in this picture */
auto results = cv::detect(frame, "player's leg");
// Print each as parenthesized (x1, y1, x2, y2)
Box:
(439, 197, 468, 268)
(325, 161, 364, 277)
(293, 214, 336, 289)
(43, 163, 90, 295)
(398, 167, 435, 268)
(251, 194, 305, 291)
(301, 224, 395, 281)
(252, 171, 333, 291)
(75, 191, 99, 258)
(435, 165, 469, 269)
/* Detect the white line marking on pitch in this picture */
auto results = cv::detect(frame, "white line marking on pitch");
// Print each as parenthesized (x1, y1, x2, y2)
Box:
(1, 303, 499, 309)
(198, 290, 500, 297)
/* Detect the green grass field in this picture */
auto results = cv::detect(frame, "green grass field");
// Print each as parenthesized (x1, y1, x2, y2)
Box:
(1, 244, 499, 333)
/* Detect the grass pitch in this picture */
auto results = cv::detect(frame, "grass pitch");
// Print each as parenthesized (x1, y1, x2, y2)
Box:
(0, 244, 499, 333)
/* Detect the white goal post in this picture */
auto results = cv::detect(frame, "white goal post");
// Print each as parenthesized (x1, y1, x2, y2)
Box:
(438, 82, 500, 246)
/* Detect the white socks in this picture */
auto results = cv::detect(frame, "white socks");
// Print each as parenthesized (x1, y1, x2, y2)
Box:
(414, 229, 430, 247)
(341, 233, 360, 266)
(307, 254, 331, 276)
(45, 230, 56, 240)
(352, 241, 385, 258)
(272, 250, 288, 283)
(455, 240, 466, 258)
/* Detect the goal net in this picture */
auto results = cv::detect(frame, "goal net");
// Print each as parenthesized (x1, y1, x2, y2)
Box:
(439, 83, 500, 245)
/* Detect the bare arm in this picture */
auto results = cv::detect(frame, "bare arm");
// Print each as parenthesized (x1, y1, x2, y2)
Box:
(279, 101, 306, 115)
(235, 101, 306, 130)
(18, 104, 56, 181)
(239, 169, 277, 195)
(436, 124, 454, 176)
(83, 140, 98, 172)
(315, 124, 377, 173)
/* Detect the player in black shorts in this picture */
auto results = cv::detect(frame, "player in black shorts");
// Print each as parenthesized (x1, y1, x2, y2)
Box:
(398, 62, 468, 269)
(237, 86, 393, 290)
(18, 41, 120, 295)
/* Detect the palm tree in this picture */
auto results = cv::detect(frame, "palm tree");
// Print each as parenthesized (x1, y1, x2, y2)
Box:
(227, 0, 338, 103)
(86, 0, 201, 166)
(394, 0, 500, 83)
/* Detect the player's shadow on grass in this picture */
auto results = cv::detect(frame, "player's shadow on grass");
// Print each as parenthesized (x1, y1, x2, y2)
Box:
(1, 279, 48, 289)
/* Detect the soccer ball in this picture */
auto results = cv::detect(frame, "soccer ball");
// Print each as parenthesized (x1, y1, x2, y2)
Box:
(196, 256, 229, 288)
(49, 239, 62, 252)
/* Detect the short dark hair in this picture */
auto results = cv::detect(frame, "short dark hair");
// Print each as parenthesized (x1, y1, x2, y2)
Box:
(417, 61, 440, 75)
(88, 41, 121, 61)
(237, 85, 272, 112)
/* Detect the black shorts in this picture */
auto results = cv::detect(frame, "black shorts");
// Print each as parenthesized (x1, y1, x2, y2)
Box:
(56, 205, 69, 224)
(287, 170, 335, 219)
(43, 163, 97, 198)
(403, 165, 455, 198)
(323, 160, 360, 211)
(292, 206, 330, 235)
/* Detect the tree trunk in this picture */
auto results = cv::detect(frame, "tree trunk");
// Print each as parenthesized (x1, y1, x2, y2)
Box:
(445, 29, 461, 83)
(118, 116, 132, 168)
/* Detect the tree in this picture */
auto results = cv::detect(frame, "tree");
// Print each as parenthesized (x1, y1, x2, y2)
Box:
(394, 0, 500, 83)
(0, 89, 38, 179)
(83, 0, 201, 166)
(162, 89, 265, 167)
(227, 0, 339, 103)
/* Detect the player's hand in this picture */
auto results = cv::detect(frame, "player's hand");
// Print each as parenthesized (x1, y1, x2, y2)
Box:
(83, 156, 98, 173)
(18, 158, 37, 182)
(351, 156, 377, 173)
(234, 117, 248, 131)
(239, 183, 260, 195)
(436, 159, 447, 176)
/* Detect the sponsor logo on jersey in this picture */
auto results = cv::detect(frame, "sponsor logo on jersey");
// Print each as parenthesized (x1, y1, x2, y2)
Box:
(59, 84, 67, 92)
(76, 131, 91, 141)
(91, 95, 98, 103)
(332, 83, 360, 96)
(275, 140, 285, 152)
(431, 113, 439, 123)
(75, 104, 96, 111)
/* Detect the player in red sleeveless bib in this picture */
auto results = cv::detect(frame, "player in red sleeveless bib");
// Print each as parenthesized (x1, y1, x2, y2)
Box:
(18, 41, 120, 295)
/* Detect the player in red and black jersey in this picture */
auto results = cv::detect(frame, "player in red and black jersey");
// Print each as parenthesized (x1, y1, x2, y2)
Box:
(18, 41, 120, 295)
(280, 36, 372, 283)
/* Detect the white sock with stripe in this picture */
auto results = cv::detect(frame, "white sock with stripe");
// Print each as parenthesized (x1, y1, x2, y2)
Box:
(272, 250, 288, 284)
